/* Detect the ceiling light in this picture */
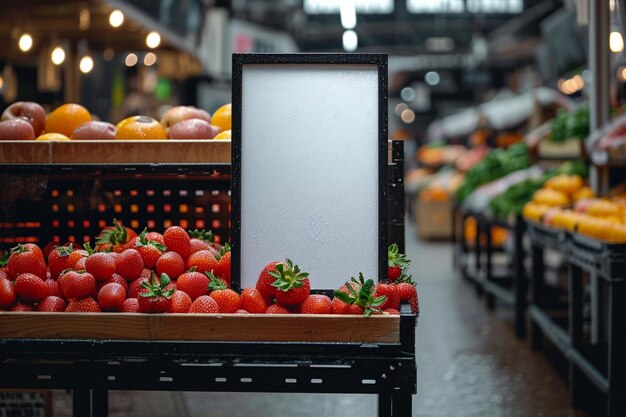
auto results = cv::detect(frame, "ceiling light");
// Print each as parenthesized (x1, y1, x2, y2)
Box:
(79, 8, 90, 30)
(610, 31, 624, 53)
(125, 53, 138, 67)
(395, 102, 408, 115)
(425, 71, 440, 86)
(144, 52, 157, 66)
(146, 32, 161, 49)
(109, 10, 124, 28)
(400, 87, 416, 101)
(51, 46, 66, 65)
(79, 56, 94, 74)
(342, 30, 358, 52)
(18, 34, 33, 52)
(340, 0, 357, 29)
(401, 109, 415, 123)
(0, 76, 4, 90)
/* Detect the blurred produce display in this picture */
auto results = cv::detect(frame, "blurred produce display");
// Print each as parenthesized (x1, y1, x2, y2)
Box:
(549, 106, 589, 143)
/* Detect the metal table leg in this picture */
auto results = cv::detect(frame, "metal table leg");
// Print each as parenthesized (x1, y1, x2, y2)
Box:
(607, 280, 626, 417)
(530, 243, 544, 351)
(568, 264, 584, 408)
(514, 218, 527, 338)
(378, 394, 392, 417)
(391, 394, 412, 417)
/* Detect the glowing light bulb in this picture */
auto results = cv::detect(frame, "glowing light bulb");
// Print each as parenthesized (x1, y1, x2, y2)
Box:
(19, 34, 33, 52)
(146, 32, 161, 49)
(51, 47, 66, 65)
(109, 10, 124, 27)
(80, 55, 94, 74)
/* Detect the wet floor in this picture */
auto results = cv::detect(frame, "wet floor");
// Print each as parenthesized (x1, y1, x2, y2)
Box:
(51, 225, 588, 417)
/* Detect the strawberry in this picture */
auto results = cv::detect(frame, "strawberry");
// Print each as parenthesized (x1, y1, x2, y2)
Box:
(128, 273, 175, 299)
(75, 256, 87, 271)
(85, 252, 116, 281)
(137, 273, 174, 313)
(121, 298, 140, 313)
(11, 302, 33, 312)
(23, 243, 44, 260)
(176, 269, 210, 301)
(256, 261, 281, 302)
(383, 308, 400, 315)
(14, 273, 48, 303)
(188, 229, 215, 255)
(59, 270, 97, 300)
(42, 241, 60, 260)
(37, 296, 67, 312)
(66, 297, 101, 313)
(188, 295, 219, 313)
(266, 304, 290, 314)
(0, 277, 16, 309)
(96, 219, 137, 253)
(98, 283, 127, 312)
(98, 273, 128, 292)
(396, 274, 418, 313)
(185, 250, 218, 275)
(374, 283, 400, 310)
(115, 249, 144, 280)
(206, 271, 241, 313)
(134, 229, 166, 269)
(271, 259, 310, 306)
(213, 244, 231, 285)
(169, 290, 192, 313)
(240, 288, 268, 314)
(156, 251, 185, 280)
(163, 226, 191, 259)
(333, 273, 386, 316)
(44, 278, 62, 297)
(47, 243, 76, 279)
(146, 231, 165, 245)
(8, 244, 47, 280)
(301, 294, 332, 314)
(388, 243, 410, 282)
(0, 269, 7, 281)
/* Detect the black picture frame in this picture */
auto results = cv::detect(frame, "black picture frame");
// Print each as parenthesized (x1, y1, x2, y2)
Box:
(231, 53, 388, 291)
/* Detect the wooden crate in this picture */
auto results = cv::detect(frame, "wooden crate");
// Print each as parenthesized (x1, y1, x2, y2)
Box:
(414, 198, 453, 240)
(0, 312, 400, 343)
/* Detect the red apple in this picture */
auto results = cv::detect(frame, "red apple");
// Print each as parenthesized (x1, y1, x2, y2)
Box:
(1, 101, 46, 136)
(168, 118, 220, 140)
(0, 118, 36, 140)
(71, 121, 117, 140)
(161, 106, 211, 134)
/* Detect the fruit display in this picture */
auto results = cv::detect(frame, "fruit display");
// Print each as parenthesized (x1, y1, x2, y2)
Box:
(416, 144, 467, 167)
(0, 101, 232, 141)
(0, 222, 418, 316)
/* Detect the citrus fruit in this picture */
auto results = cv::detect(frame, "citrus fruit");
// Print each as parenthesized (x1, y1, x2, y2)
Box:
(36, 133, 71, 141)
(213, 129, 231, 140)
(115, 116, 167, 140)
(211, 104, 231, 132)
(45, 104, 91, 137)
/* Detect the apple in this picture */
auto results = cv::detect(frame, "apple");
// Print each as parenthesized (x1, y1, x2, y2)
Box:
(1, 101, 46, 136)
(0, 118, 36, 140)
(168, 118, 220, 140)
(161, 106, 211, 134)
(71, 121, 117, 140)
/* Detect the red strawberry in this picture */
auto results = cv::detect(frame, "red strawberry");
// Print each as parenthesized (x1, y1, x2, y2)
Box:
(47, 243, 76, 279)
(8, 244, 47, 280)
(383, 308, 400, 315)
(206, 272, 241, 313)
(256, 261, 281, 302)
(214, 244, 231, 286)
(185, 250, 218, 275)
(0, 270, 8, 281)
(0, 277, 16, 309)
(11, 302, 33, 312)
(44, 278, 62, 297)
(75, 256, 87, 271)
(396, 275, 418, 313)
(156, 251, 185, 280)
(139, 268, 152, 280)
(66, 297, 101, 312)
(266, 304, 290, 314)
(188, 295, 219, 313)
(301, 294, 332, 314)
(98, 273, 128, 292)
(42, 241, 60, 260)
(146, 231, 165, 245)
(59, 270, 97, 300)
(115, 249, 144, 280)
(135, 229, 166, 269)
(128, 277, 147, 299)
(163, 226, 191, 259)
(271, 259, 310, 306)
(188, 229, 215, 254)
(95, 219, 137, 253)
(169, 290, 192, 313)
(37, 296, 67, 312)
(137, 273, 174, 313)
(23, 243, 44, 260)
(374, 283, 400, 310)
(85, 252, 116, 281)
(333, 273, 386, 316)
(14, 273, 48, 303)
(176, 269, 210, 301)
(98, 283, 127, 312)
(388, 243, 410, 282)
(241, 288, 268, 314)
(121, 298, 140, 313)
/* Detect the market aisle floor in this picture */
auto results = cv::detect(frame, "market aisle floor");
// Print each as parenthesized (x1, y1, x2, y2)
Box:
(53, 225, 587, 417)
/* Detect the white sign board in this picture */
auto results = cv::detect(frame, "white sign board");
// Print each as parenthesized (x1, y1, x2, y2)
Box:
(232, 54, 387, 290)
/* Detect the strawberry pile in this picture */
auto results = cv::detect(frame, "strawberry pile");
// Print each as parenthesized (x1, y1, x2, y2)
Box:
(0, 221, 418, 316)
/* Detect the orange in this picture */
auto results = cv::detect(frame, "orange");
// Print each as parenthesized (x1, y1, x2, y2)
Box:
(115, 116, 167, 140)
(211, 103, 231, 132)
(36, 133, 71, 141)
(532, 188, 569, 207)
(214, 129, 231, 140)
(45, 103, 91, 137)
